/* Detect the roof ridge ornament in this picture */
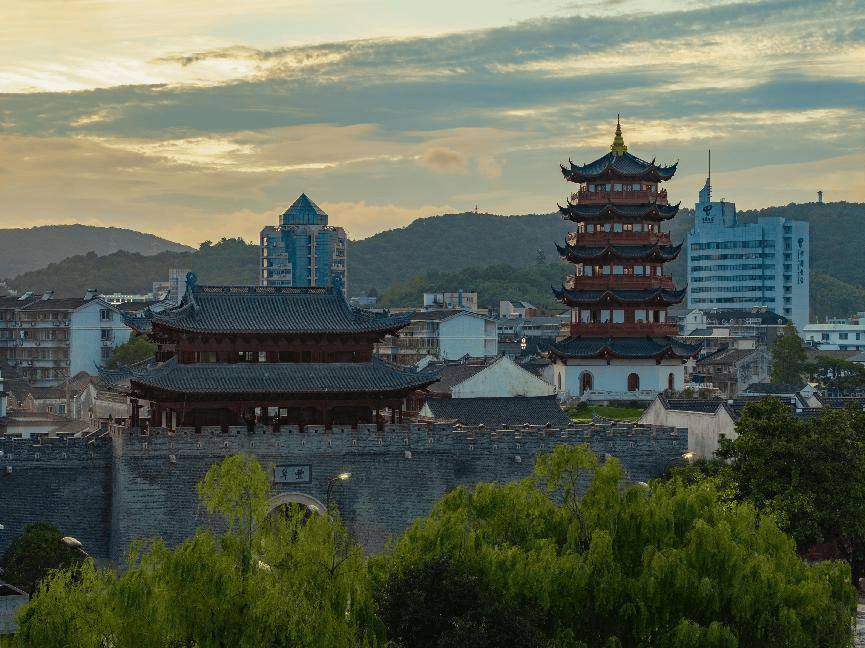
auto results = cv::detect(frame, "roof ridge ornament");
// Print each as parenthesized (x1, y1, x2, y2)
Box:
(610, 115, 628, 156)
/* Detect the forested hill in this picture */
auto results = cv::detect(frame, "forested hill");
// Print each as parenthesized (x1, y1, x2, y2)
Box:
(0, 225, 193, 279)
(3, 203, 864, 321)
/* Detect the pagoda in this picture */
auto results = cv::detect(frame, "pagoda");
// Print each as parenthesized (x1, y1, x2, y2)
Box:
(126, 273, 438, 429)
(549, 118, 700, 399)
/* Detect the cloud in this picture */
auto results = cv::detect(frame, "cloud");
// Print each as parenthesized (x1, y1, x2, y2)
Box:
(417, 148, 466, 173)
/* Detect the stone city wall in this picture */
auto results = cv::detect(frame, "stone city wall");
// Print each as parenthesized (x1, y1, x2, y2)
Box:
(2, 422, 687, 563)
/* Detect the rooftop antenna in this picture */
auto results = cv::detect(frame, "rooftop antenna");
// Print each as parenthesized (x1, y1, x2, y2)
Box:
(708, 149, 711, 200)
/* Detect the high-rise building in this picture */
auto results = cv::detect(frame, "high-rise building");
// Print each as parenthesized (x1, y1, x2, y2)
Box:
(548, 119, 700, 399)
(686, 179, 809, 330)
(259, 194, 348, 294)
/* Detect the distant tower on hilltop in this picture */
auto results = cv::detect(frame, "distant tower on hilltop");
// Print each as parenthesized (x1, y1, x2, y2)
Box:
(259, 194, 348, 294)
(548, 118, 700, 400)
(818, 190, 823, 203)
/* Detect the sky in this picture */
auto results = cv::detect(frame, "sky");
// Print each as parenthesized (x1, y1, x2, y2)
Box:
(1, 0, 863, 246)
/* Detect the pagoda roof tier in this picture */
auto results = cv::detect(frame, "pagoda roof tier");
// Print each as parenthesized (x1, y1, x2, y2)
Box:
(559, 201, 679, 222)
(561, 152, 677, 183)
(144, 284, 409, 336)
(548, 336, 701, 361)
(130, 357, 439, 396)
(552, 285, 687, 308)
(555, 241, 683, 264)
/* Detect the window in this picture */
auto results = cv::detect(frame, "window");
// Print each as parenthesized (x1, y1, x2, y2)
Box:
(101, 348, 112, 360)
(839, 333, 849, 340)
(100, 309, 112, 321)
(627, 373, 640, 391)
(600, 310, 610, 323)
(613, 310, 624, 323)
(100, 328, 113, 341)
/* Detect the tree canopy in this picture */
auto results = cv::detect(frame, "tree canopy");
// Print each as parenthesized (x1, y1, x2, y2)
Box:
(716, 398, 865, 575)
(11, 448, 858, 647)
(375, 445, 856, 648)
(105, 334, 156, 368)
(770, 322, 808, 384)
(0, 522, 85, 595)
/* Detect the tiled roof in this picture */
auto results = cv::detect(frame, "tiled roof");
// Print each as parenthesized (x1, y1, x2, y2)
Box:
(740, 382, 805, 395)
(561, 151, 677, 182)
(549, 336, 701, 360)
(703, 309, 788, 325)
(553, 286, 687, 307)
(697, 347, 759, 365)
(555, 242, 683, 262)
(149, 285, 409, 335)
(425, 362, 490, 394)
(130, 357, 439, 395)
(422, 395, 570, 427)
(559, 202, 680, 221)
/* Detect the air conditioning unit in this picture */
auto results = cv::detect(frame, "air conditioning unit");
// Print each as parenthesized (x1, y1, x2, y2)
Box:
(27, 361, 33, 366)
(35, 341, 40, 346)
(64, 341, 70, 347)
(30, 322, 36, 327)
(52, 320, 59, 326)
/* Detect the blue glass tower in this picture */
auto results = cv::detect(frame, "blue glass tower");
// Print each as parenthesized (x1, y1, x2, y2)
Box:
(259, 194, 348, 294)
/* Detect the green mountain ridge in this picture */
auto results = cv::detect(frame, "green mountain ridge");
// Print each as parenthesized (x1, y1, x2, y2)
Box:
(3, 203, 863, 322)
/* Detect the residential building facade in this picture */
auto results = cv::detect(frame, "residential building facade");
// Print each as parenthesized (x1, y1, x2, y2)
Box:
(375, 310, 498, 366)
(259, 194, 348, 294)
(686, 178, 809, 330)
(0, 292, 132, 387)
(802, 313, 865, 350)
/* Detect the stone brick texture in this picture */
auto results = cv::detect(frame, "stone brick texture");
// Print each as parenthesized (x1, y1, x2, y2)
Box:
(0, 422, 686, 563)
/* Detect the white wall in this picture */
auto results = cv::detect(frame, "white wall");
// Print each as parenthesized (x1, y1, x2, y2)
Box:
(70, 300, 132, 375)
(439, 314, 497, 360)
(639, 399, 737, 459)
(453, 357, 554, 398)
(554, 357, 686, 400)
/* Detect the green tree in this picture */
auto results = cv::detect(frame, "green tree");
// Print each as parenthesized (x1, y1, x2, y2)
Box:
(379, 445, 856, 647)
(0, 522, 84, 595)
(771, 322, 808, 384)
(716, 398, 865, 572)
(14, 455, 381, 647)
(807, 355, 865, 392)
(105, 334, 156, 368)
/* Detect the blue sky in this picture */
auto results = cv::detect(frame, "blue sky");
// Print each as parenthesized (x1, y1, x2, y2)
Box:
(1, 0, 862, 245)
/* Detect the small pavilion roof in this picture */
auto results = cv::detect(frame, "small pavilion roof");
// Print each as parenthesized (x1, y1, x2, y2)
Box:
(558, 202, 680, 221)
(130, 357, 439, 395)
(147, 284, 409, 335)
(548, 336, 700, 361)
(552, 285, 687, 307)
(555, 241, 683, 263)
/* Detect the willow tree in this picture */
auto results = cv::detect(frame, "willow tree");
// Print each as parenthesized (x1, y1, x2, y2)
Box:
(377, 445, 856, 648)
(13, 454, 380, 648)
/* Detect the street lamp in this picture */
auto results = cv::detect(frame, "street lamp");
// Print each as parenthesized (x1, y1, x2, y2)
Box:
(326, 472, 352, 509)
(61, 535, 91, 559)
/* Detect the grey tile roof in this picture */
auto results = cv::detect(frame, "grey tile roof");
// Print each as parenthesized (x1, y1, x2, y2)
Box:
(549, 336, 701, 360)
(425, 362, 489, 394)
(149, 285, 409, 335)
(423, 395, 570, 427)
(555, 241, 683, 262)
(552, 286, 687, 307)
(740, 382, 805, 395)
(559, 202, 679, 221)
(131, 357, 439, 395)
(561, 151, 677, 182)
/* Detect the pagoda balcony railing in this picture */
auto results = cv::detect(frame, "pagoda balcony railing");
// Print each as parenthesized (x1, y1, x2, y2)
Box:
(571, 188, 668, 205)
(566, 231, 672, 246)
(564, 275, 675, 290)
(565, 321, 680, 337)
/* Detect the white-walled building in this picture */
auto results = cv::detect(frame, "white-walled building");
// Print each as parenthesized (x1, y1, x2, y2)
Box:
(375, 310, 497, 366)
(802, 314, 865, 350)
(687, 179, 809, 330)
(0, 292, 132, 387)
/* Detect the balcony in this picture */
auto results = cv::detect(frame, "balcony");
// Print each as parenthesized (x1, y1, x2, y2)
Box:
(564, 275, 675, 291)
(566, 231, 672, 247)
(565, 321, 680, 337)
(571, 188, 669, 206)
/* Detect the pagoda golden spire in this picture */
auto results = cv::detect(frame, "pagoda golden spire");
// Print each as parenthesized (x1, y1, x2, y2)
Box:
(610, 115, 628, 156)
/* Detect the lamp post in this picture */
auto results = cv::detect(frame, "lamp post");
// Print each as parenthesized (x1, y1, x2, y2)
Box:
(326, 471, 351, 510)
(61, 535, 91, 559)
